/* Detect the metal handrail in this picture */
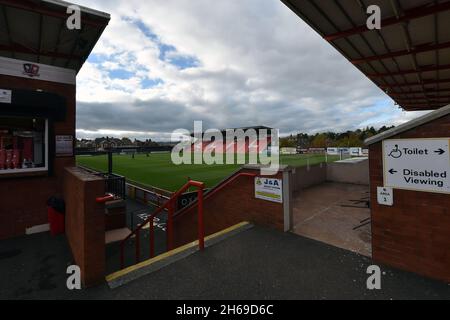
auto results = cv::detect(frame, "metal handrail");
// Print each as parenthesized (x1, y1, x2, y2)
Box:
(96, 193, 114, 203)
(173, 172, 257, 220)
(203, 172, 257, 200)
(119, 172, 257, 269)
(102, 173, 126, 200)
(120, 180, 205, 269)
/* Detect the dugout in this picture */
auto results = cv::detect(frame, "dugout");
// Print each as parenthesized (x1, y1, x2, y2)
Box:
(283, 0, 450, 282)
(0, 0, 110, 240)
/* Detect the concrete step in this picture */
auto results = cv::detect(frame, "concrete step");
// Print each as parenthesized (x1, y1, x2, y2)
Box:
(106, 221, 254, 289)
(105, 228, 131, 245)
(105, 200, 168, 274)
(105, 226, 167, 275)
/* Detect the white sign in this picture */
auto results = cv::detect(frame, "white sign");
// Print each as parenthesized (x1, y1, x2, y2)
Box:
(350, 147, 363, 156)
(0, 57, 76, 85)
(0, 89, 11, 104)
(377, 187, 393, 206)
(280, 147, 297, 155)
(383, 138, 450, 194)
(327, 148, 339, 155)
(255, 177, 283, 203)
(56, 135, 74, 157)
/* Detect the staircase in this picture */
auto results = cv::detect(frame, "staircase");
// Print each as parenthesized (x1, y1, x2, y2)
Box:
(112, 171, 258, 275)
(117, 180, 205, 271)
(106, 221, 254, 289)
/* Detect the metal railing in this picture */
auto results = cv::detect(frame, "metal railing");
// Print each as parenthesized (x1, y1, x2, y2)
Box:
(96, 193, 115, 203)
(98, 173, 126, 200)
(77, 165, 126, 200)
(173, 172, 257, 220)
(119, 180, 205, 269)
(118, 171, 258, 270)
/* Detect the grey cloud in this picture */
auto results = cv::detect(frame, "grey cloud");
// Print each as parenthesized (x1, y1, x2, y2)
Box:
(74, 0, 414, 138)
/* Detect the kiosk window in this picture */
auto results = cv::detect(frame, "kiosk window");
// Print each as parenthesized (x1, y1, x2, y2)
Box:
(0, 117, 48, 174)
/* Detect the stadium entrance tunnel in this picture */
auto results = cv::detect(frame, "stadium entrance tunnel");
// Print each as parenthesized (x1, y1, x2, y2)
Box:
(289, 159, 372, 257)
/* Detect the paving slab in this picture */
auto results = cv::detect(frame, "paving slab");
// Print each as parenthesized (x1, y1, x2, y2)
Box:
(292, 182, 371, 256)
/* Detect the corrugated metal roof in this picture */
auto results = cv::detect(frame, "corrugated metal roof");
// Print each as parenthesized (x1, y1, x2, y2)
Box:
(281, 0, 450, 111)
(0, 0, 110, 73)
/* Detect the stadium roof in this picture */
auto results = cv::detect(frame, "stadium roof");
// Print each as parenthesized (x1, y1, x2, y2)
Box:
(0, 0, 110, 73)
(281, 0, 450, 111)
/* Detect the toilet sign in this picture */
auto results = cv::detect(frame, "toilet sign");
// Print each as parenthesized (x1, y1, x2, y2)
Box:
(383, 138, 450, 194)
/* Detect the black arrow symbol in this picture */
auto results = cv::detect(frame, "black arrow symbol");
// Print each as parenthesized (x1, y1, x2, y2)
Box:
(434, 148, 445, 155)
(389, 169, 397, 174)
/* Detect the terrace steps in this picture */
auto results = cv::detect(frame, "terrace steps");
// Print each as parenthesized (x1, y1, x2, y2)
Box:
(106, 221, 253, 289)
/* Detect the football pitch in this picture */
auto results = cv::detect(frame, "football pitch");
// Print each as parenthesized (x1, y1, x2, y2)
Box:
(76, 153, 338, 191)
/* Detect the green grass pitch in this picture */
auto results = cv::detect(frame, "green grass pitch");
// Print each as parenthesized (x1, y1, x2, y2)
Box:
(76, 153, 338, 192)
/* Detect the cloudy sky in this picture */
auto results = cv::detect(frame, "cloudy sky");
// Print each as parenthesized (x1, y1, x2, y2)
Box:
(74, 0, 427, 140)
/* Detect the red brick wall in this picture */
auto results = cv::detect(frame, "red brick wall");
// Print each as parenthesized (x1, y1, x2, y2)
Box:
(369, 114, 450, 283)
(0, 76, 75, 240)
(173, 169, 285, 248)
(64, 167, 105, 287)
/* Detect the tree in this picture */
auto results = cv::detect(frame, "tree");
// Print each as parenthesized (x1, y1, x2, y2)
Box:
(121, 137, 133, 145)
(311, 133, 328, 148)
(347, 133, 364, 147)
(280, 137, 296, 148)
(297, 133, 310, 149)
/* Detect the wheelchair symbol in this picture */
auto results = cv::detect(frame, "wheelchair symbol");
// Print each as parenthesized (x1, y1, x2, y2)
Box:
(388, 145, 402, 159)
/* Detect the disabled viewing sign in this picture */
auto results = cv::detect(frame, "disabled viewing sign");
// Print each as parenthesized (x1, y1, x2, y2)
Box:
(383, 138, 450, 194)
(255, 177, 283, 203)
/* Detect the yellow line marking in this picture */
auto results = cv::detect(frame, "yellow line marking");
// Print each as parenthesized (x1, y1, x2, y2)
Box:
(204, 221, 250, 242)
(106, 240, 198, 282)
(106, 221, 250, 283)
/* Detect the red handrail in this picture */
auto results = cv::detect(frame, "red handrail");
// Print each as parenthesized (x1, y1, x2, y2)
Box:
(96, 193, 114, 203)
(204, 172, 256, 200)
(120, 180, 205, 269)
(174, 172, 257, 220)
(119, 172, 257, 269)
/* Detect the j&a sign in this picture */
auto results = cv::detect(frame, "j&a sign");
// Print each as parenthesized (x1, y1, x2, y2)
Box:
(255, 177, 283, 203)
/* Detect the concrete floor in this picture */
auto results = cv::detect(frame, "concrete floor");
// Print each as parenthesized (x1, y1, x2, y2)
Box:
(0, 232, 83, 300)
(2, 226, 450, 300)
(292, 182, 371, 257)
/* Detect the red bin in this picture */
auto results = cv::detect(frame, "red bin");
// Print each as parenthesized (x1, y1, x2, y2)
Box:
(47, 197, 65, 236)
(47, 207, 64, 235)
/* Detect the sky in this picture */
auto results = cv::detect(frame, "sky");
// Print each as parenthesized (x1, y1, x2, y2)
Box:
(74, 0, 428, 141)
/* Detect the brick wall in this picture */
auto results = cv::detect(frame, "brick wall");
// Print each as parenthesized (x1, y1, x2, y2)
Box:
(0, 76, 75, 240)
(64, 167, 105, 287)
(369, 114, 450, 283)
(173, 168, 285, 248)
